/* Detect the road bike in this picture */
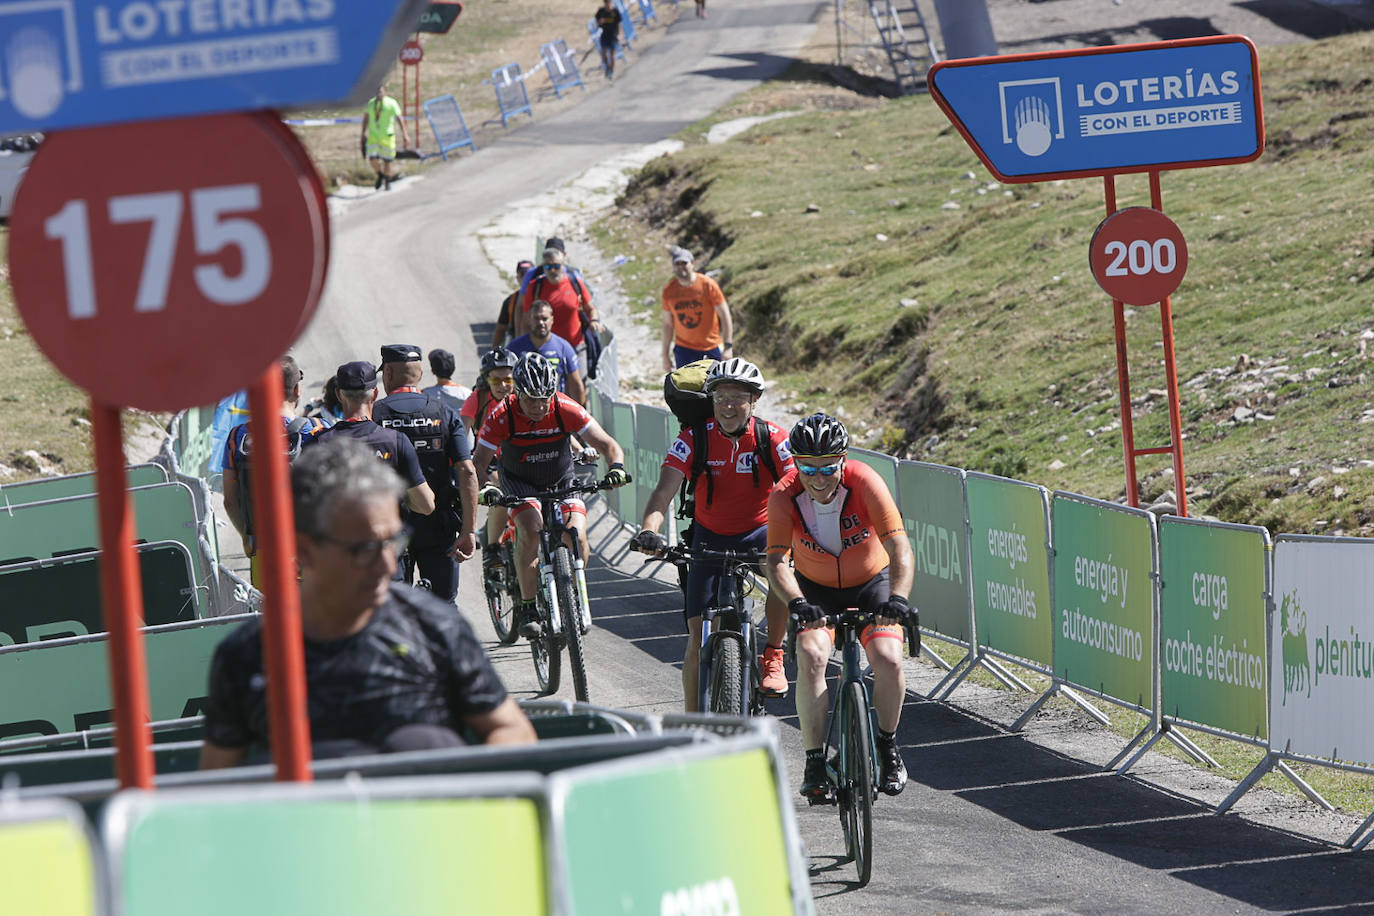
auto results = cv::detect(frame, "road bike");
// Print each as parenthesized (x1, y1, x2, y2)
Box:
(633, 543, 767, 717)
(489, 476, 624, 701)
(796, 609, 917, 888)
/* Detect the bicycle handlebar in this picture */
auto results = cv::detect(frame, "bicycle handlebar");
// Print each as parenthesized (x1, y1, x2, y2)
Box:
(491, 475, 630, 508)
(790, 608, 922, 659)
(628, 541, 764, 568)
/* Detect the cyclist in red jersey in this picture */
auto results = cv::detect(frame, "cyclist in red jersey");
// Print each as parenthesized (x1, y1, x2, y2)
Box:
(633, 358, 794, 709)
(463, 348, 518, 568)
(473, 353, 627, 636)
(766, 413, 914, 799)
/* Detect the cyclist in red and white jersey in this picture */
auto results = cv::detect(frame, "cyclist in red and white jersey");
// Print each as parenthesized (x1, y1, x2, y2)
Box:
(633, 358, 794, 709)
(473, 353, 627, 636)
(766, 413, 914, 799)
(463, 348, 518, 568)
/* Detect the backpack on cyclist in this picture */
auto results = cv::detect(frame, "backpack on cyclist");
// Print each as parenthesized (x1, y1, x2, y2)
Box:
(234, 417, 311, 542)
(663, 358, 716, 428)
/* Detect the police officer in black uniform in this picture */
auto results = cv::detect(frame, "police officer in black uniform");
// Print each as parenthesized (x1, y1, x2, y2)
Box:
(373, 344, 479, 603)
(313, 360, 435, 519)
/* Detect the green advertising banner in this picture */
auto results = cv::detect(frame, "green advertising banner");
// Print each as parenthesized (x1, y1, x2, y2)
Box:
(634, 404, 675, 525)
(0, 616, 248, 739)
(610, 401, 637, 521)
(847, 447, 899, 500)
(0, 804, 96, 916)
(1051, 494, 1154, 708)
(117, 794, 543, 916)
(1158, 517, 1268, 739)
(966, 474, 1053, 669)
(558, 747, 795, 915)
(896, 461, 971, 643)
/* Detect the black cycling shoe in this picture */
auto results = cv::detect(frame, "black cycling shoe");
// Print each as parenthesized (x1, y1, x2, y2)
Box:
(517, 603, 543, 640)
(877, 738, 908, 796)
(800, 755, 835, 805)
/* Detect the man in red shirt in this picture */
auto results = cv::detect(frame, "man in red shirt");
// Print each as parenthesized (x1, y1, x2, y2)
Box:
(766, 413, 914, 799)
(633, 359, 794, 709)
(517, 246, 602, 354)
(472, 353, 627, 633)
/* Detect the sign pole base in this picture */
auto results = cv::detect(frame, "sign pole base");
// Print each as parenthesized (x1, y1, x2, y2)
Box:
(92, 399, 155, 790)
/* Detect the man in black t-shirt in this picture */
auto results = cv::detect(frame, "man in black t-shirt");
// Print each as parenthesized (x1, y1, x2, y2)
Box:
(200, 438, 535, 768)
(594, 0, 622, 79)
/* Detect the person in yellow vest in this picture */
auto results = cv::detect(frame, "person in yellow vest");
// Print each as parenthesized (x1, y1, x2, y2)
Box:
(361, 84, 410, 191)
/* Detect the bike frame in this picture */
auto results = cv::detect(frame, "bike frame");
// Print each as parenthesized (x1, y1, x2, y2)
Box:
(505, 480, 604, 636)
(822, 614, 878, 798)
(696, 552, 760, 715)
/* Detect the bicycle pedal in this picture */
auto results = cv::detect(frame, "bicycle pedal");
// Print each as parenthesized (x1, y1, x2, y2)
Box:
(804, 790, 836, 807)
(519, 621, 544, 640)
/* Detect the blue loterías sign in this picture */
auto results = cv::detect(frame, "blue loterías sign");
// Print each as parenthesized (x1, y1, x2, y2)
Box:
(0, 0, 429, 133)
(929, 36, 1264, 183)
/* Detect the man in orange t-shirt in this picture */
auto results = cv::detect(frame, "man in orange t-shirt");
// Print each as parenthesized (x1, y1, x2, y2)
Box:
(661, 246, 734, 371)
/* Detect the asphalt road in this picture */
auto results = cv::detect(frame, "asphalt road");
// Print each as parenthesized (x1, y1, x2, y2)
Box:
(290, 2, 1374, 911)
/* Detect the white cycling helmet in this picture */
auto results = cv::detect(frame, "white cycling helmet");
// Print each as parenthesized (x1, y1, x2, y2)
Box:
(703, 357, 766, 394)
(513, 352, 559, 398)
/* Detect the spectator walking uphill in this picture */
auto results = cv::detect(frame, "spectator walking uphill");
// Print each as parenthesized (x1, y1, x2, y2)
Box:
(515, 239, 602, 376)
(362, 84, 410, 191)
(199, 436, 536, 769)
(494, 259, 536, 348)
(594, 0, 623, 79)
(661, 246, 734, 370)
(509, 299, 587, 405)
(373, 344, 480, 604)
(221, 356, 326, 588)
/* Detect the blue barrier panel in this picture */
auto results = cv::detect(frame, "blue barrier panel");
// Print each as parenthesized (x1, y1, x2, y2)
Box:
(490, 63, 533, 127)
(615, 0, 639, 45)
(586, 20, 627, 64)
(540, 39, 586, 99)
(422, 94, 476, 160)
(636, 0, 658, 25)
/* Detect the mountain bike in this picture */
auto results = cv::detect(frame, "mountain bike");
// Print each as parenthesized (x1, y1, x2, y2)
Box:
(491, 475, 624, 701)
(633, 543, 766, 717)
(795, 608, 918, 888)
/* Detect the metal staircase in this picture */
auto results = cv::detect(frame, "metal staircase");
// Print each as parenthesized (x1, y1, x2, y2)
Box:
(868, 0, 940, 95)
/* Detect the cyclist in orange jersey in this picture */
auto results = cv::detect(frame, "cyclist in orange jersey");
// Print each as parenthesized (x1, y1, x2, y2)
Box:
(766, 413, 914, 799)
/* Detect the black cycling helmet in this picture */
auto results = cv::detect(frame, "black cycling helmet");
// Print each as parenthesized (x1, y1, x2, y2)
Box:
(788, 413, 850, 458)
(513, 352, 559, 398)
(480, 346, 519, 376)
(703, 357, 766, 394)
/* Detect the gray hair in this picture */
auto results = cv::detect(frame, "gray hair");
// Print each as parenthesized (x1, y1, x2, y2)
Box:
(292, 438, 405, 536)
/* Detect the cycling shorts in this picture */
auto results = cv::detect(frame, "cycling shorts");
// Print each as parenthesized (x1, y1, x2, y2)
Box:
(797, 569, 904, 647)
(503, 473, 585, 522)
(683, 523, 767, 630)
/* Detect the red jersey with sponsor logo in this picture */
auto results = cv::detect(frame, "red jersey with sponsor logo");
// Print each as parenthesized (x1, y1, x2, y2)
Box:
(477, 392, 592, 487)
(663, 419, 792, 535)
(767, 460, 904, 589)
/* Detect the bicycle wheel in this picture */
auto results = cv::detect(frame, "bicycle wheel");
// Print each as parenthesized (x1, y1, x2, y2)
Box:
(485, 548, 519, 646)
(839, 680, 875, 887)
(707, 635, 744, 716)
(554, 546, 589, 702)
(532, 590, 561, 696)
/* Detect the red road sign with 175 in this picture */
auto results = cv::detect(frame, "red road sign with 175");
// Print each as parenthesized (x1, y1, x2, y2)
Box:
(1089, 206, 1189, 306)
(8, 111, 327, 411)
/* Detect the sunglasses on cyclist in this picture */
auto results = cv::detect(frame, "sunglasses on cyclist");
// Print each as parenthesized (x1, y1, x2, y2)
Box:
(489, 376, 515, 387)
(797, 462, 842, 477)
(313, 528, 411, 567)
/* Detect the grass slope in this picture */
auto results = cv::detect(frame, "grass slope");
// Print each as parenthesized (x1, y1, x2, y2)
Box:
(598, 31, 1374, 536)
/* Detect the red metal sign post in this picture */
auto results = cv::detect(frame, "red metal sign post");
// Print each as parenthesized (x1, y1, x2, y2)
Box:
(8, 111, 327, 787)
(1090, 187, 1191, 512)
(400, 38, 425, 153)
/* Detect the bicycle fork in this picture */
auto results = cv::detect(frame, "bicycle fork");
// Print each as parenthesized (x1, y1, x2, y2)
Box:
(538, 536, 563, 638)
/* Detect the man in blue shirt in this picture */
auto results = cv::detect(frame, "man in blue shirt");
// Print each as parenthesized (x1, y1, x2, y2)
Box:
(507, 298, 586, 405)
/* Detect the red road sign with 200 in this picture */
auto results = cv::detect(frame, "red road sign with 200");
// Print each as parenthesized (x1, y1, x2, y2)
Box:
(9, 112, 326, 411)
(1089, 206, 1189, 306)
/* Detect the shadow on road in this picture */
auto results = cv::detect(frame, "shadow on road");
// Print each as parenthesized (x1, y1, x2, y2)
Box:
(895, 694, 1374, 912)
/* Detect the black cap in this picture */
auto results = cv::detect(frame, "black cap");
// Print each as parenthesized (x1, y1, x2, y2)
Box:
(544, 237, 566, 253)
(335, 360, 378, 391)
(428, 348, 456, 379)
(380, 344, 422, 364)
